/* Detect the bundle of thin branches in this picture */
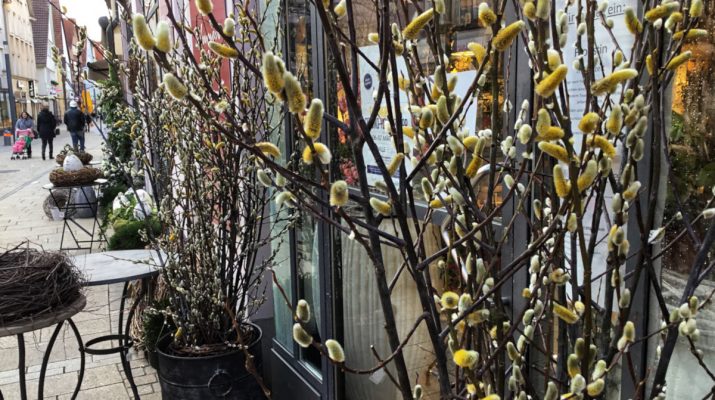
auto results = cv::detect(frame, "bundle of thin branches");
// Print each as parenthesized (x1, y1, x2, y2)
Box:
(0, 243, 84, 326)
(49, 167, 103, 187)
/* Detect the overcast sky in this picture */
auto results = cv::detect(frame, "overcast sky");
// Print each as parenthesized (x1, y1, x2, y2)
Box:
(59, 0, 109, 41)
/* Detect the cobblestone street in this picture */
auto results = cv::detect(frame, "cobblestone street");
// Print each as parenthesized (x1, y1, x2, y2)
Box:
(0, 127, 159, 399)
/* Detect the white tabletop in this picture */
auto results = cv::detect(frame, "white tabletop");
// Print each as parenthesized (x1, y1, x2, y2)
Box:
(73, 249, 165, 286)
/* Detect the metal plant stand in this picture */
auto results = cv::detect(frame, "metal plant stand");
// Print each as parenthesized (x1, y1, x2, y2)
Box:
(0, 295, 87, 400)
(43, 179, 107, 252)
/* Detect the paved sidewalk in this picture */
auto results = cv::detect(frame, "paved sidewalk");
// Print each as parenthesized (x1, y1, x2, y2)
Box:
(0, 127, 160, 399)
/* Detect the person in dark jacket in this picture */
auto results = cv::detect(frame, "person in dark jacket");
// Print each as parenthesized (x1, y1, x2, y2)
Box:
(37, 103, 57, 160)
(64, 100, 86, 151)
(15, 111, 34, 158)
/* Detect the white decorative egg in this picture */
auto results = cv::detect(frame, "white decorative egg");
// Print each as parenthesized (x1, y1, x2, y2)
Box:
(133, 201, 153, 220)
(63, 154, 83, 171)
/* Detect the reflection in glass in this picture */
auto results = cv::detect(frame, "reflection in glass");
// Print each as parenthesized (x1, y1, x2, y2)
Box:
(661, 10, 715, 398)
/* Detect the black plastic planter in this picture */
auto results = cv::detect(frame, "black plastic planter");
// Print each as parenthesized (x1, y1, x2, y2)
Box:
(157, 323, 265, 399)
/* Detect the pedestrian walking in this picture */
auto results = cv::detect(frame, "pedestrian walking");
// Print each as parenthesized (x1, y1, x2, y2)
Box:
(64, 101, 86, 151)
(15, 111, 34, 158)
(36, 103, 57, 160)
(84, 111, 92, 133)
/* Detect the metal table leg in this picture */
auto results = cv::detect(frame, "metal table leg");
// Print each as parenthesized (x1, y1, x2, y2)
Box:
(119, 281, 142, 399)
(38, 321, 64, 399)
(67, 319, 86, 399)
(16, 334, 27, 400)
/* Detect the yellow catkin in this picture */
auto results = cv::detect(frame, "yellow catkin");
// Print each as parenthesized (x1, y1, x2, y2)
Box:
(645, 3, 679, 22)
(262, 52, 285, 95)
(553, 165, 571, 198)
(493, 21, 525, 51)
(302, 143, 331, 165)
(535, 65, 568, 98)
(437, 95, 450, 124)
(553, 303, 579, 324)
(523, 1, 536, 19)
(535, 0, 550, 19)
(429, 196, 453, 208)
(329, 180, 349, 206)
(606, 107, 623, 136)
(587, 380, 605, 396)
(536, 126, 564, 141)
(325, 339, 345, 362)
(154, 21, 171, 53)
(132, 14, 155, 51)
(367, 32, 379, 43)
(403, 8, 435, 40)
(666, 51, 692, 70)
(691, 0, 703, 17)
(567, 354, 581, 378)
(370, 197, 392, 216)
(223, 17, 236, 36)
(209, 41, 238, 58)
(547, 49, 561, 70)
(453, 349, 479, 369)
(195, 0, 213, 15)
(468, 42, 487, 65)
(624, 7, 642, 35)
(283, 73, 306, 114)
(536, 108, 551, 134)
(162, 73, 187, 99)
(587, 135, 616, 157)
(673, 29, 708, 41)
(292, 323, 312, 347)
(646, 54, 655, 75)
(578, 112, 600, 133)
(466, 155, 483, 178)
(591, 69, 638, 96)
(419, 108, 434, 129)
(478, 3, 497, 27)
(577, 160, 598, 191)
(401, 126, 415, 139)
(463, 136, 479, 151)
(387, 153, 405, 176)
(256, 142, 281, 158)
(539, 142, 571, 163)
(334, 0, 347, 17)
(304, 99, 324, 140)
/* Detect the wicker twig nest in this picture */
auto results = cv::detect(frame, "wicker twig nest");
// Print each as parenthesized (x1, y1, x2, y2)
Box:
(56, 151, 93, 165)
(0, 243, 84, 326)
(42, 191, 76, 218)
(49, 167, 103, 187)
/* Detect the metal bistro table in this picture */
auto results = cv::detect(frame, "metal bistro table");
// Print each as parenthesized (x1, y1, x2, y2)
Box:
(0, 295, 87, 400)
(73, 249, 164, 399)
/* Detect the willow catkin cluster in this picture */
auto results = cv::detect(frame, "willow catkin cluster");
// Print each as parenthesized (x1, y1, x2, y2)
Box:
(403, 8, 434, 40)
(591, 69, 638, 96)
(155, 21, 171, 53)
(163, 73, 187, 100)
(304, 99, 324, 140)
(132, 14, 155, 51)
(493, 21, 525, 51)
(535, 65, 568, 98)
(208, 41, 239, 58)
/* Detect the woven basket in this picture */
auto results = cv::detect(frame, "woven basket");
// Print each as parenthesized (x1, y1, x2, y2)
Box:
(43, 190, 76, 218)
(49, 167, 103, 187)
(56, 151, 93, 165)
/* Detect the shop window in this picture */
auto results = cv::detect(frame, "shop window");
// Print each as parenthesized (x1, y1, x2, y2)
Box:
(660, 8, 715, 398)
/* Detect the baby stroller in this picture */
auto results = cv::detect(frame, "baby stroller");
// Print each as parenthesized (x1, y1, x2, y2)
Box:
(11, 129, 33, 160)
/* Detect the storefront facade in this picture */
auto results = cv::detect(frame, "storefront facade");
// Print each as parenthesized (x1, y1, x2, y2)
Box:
(263, 1, 715, 399)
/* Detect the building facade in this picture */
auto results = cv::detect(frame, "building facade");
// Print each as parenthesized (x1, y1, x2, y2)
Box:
(0, 3, 14, 132)
(4, 0, 38, 119)
(31, 0, 62, 118)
